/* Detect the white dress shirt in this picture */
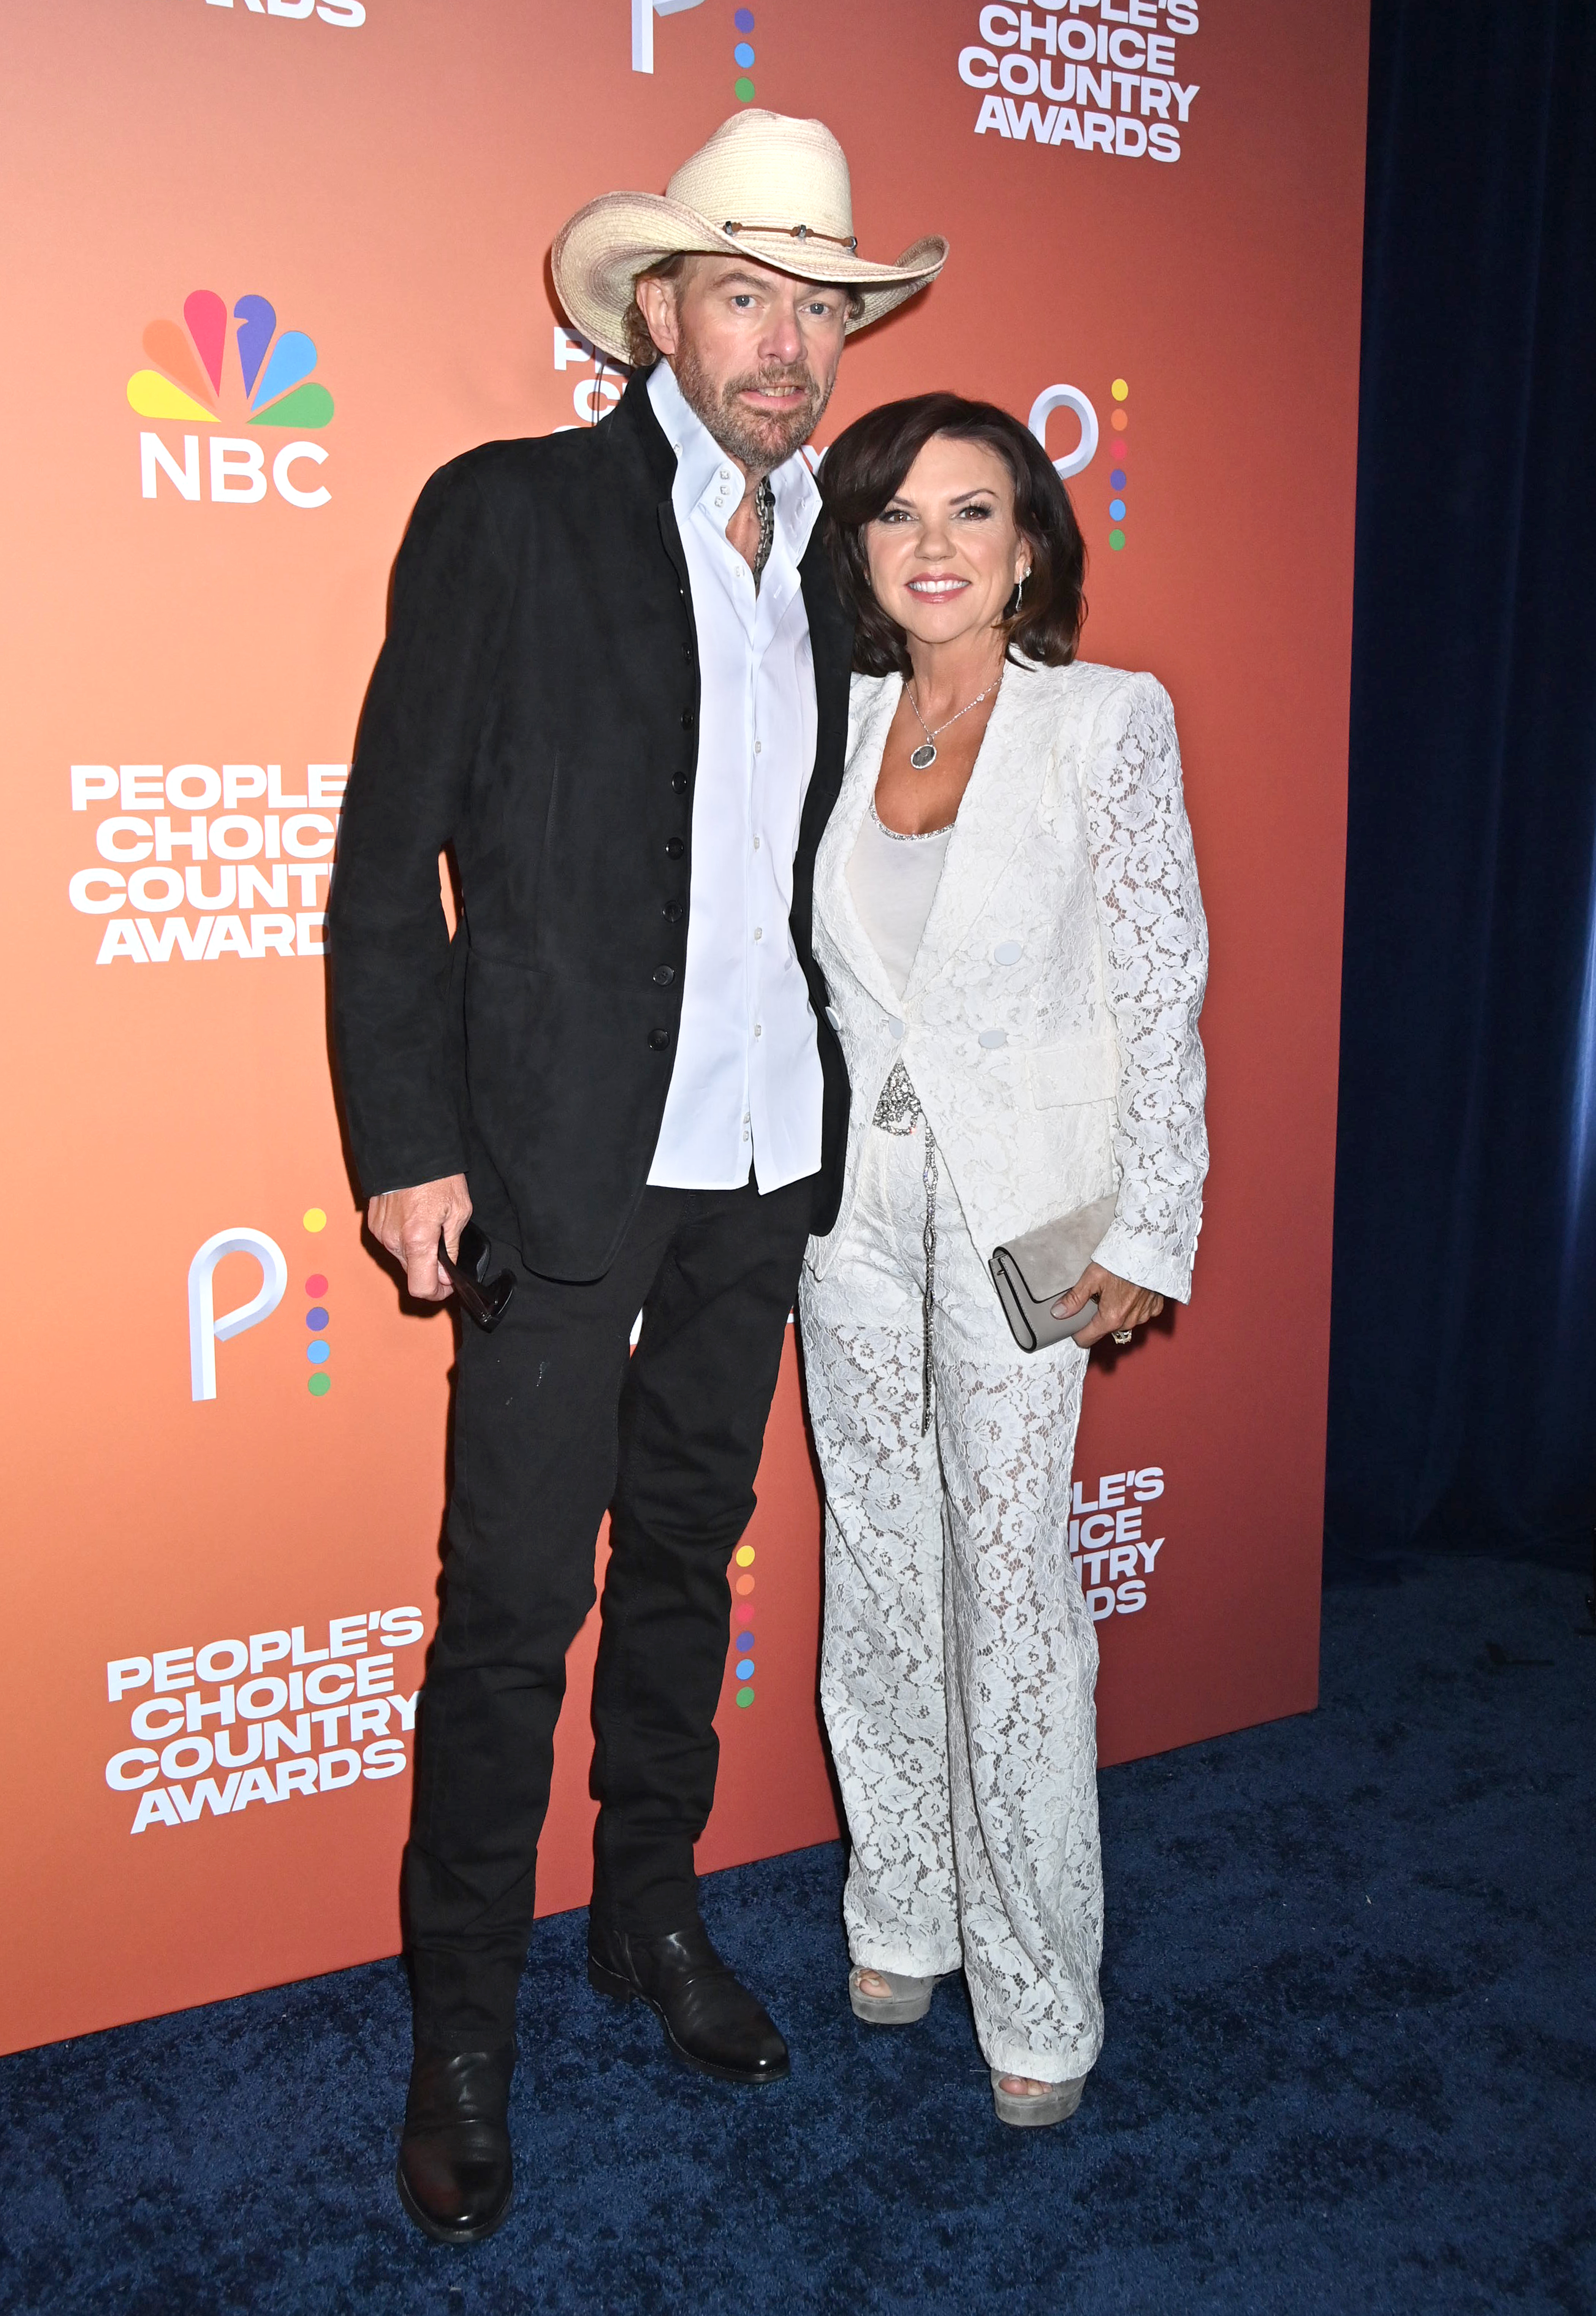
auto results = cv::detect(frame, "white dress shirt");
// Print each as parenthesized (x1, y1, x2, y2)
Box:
(645, 359, 826, 1192)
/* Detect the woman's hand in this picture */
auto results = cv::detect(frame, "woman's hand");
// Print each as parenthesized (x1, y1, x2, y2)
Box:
(1051, 1263, 1164, 1349)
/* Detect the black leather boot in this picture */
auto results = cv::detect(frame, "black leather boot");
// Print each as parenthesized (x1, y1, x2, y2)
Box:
(587, 1917, 789, 2085)
(396, 2041, 516, 2244)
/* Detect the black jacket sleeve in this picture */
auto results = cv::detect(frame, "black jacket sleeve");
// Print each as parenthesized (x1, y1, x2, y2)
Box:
(329, 456, 514, 1196)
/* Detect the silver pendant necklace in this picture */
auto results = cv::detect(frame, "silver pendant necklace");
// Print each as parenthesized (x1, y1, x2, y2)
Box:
(906, 666, 1003, 769)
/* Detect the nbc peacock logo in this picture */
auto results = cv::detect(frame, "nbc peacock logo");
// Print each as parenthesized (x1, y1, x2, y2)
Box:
(128, 289, 336, 509)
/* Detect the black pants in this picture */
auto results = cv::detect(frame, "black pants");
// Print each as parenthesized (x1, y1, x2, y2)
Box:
(403, 1173, 814, 2045)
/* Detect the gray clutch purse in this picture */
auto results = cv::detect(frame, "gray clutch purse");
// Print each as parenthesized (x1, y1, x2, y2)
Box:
(989, 1195, 1119, 1353)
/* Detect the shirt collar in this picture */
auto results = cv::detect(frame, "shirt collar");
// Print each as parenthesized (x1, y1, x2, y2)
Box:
(648, 359, 822, 558)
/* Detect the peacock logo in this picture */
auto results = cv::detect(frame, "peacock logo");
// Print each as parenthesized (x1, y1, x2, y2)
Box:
(128, 290, 336, 506)
(128, 290, 334, 431)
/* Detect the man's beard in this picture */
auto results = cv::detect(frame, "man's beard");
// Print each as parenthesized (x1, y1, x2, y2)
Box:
(672, 342, 832, 472)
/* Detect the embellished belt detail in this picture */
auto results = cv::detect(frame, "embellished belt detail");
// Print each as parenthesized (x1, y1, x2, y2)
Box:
(872, 1059, 923, 1135)
(872, 1061, 937, 1436)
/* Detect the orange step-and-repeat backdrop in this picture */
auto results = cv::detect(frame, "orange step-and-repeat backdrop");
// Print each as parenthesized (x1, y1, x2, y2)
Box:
(0, 0, 1367, 2054)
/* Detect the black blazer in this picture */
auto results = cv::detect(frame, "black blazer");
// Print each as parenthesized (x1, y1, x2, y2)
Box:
(328, 376, 854, 1281)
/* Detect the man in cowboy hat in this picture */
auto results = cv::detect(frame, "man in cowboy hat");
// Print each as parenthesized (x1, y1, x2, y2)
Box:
(329, 109, 944, 2243)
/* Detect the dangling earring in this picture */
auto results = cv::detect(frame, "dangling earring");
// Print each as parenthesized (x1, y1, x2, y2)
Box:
(1009, 568, 1029, 617)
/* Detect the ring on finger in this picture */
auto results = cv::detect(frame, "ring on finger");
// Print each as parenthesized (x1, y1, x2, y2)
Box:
(1111, 1328, 1133, 1345)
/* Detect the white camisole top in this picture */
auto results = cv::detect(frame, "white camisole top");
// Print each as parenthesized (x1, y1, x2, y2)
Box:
(845, 798, 954, 1000)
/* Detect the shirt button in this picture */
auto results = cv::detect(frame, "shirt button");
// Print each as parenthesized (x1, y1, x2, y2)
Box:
(665, 837, 684, 859)
(663, 900, 684, 923)
(752, 836, 762, 852)
(681, 708, 695, 730)
(994, 940, 1023, 964)
(671, 772, 688, 793)
(648, 1028, 670, 1051)
(754, 1024, 763, 1038)
(978, 1028, 1008, 1048)
(753, 927, 763, 941)
(754, 741, 763, 755)
(652, 965, 676, 986)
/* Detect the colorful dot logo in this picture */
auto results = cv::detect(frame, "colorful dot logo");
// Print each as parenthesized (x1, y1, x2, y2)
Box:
(1108, 378, 1129, 551)
(733, 8, 756, 103)
(733, 1543, 756, 1705)
(303, 1208, 331, 1397)
(127, 290, 335, 430)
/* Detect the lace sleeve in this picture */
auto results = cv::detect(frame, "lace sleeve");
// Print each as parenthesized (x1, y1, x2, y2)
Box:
(1084, 673, 1210, 1301)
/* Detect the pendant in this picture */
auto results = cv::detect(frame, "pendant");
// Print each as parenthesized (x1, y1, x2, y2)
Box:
(909, 742, 937, 770)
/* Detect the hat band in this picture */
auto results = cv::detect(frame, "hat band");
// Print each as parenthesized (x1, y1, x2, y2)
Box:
(720, 219, 860, 252)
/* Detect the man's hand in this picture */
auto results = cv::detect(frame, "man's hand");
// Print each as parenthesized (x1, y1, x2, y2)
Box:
(1051, 1263, 1165, 1349)
(368, 1175, 472, 1303)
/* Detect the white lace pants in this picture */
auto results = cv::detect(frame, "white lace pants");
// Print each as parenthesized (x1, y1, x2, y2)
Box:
(799, 1118, 1105, 2085)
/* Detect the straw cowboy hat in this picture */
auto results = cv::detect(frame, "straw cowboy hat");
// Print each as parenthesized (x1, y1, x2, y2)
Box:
(552, 110, 948, 366)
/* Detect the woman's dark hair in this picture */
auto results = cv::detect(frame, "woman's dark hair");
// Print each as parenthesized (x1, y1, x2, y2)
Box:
(820, 393, 1087, 676)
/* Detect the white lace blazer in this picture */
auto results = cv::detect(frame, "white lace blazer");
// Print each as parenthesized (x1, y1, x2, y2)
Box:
(805, 657, 1210, 1301)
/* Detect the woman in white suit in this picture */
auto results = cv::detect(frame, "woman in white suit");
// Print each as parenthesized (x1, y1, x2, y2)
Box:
(800, 394, 1208, 2126)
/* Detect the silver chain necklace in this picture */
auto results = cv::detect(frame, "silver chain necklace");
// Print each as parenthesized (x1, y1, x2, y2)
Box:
(906, 666, 1003, 769)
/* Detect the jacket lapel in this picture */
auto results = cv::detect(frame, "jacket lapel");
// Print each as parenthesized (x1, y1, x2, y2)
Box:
(619, 376, 696, 631)
(901, 659, 1054, 1003)
(817, 673, 905, 1013)
(617, 368, 682, 492)
(797, 537, 855, 855)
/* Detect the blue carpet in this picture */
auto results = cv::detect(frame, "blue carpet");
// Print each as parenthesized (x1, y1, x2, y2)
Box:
(2, 1555, 1592, 2315)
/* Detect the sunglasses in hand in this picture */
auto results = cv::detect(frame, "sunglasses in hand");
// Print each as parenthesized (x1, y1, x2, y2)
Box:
(437, 1221, 516, 1333)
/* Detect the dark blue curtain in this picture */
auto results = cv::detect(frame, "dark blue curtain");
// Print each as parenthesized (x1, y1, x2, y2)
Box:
(1328, 0, 1596, 1567)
